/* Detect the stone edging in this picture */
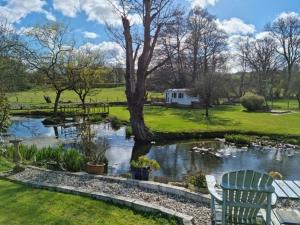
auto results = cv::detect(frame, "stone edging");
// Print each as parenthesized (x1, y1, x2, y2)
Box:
(27, 166, 211, 204)
(1, 171, 194, 225)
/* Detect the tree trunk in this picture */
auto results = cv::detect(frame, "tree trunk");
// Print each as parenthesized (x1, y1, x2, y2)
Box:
(128, 97, 153, 143)
(284, 65, 293, 97)
(80, 96, 86, 114)
(297, 94, 300, 109)
(53, 90, 62, 116)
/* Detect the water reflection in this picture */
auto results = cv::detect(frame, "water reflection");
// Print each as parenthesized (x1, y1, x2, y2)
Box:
(5, 116, 300, 181)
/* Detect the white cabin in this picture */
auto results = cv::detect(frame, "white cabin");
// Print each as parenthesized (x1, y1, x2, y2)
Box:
(164, 89, 199, 106)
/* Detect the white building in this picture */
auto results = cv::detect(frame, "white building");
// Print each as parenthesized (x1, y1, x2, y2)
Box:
(164, 89, 199, 106)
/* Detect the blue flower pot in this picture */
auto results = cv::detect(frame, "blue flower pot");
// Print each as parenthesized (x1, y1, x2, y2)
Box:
(131, 167, 150, 180)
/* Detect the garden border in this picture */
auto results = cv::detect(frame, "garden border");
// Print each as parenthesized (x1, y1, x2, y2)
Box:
(0, 166, 212, 225)
(26, 166, 211, 204)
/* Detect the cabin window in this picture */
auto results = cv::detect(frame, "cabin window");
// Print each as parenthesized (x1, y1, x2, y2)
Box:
(178, 93, 184, 98)
(172, 92, 177, 98)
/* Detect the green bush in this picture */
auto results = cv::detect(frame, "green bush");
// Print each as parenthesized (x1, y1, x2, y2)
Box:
(19, 145, 38, 161)
(36, 146, 63, 163)
(240, 93, 265, 111)
(125, 126, 132, 138)
(62, 148, 84, 172)
(130, 156, 160, 170)
(224, 134, 251, 145)
(110, 116, 122, 130)
(186, 171, 207, 189)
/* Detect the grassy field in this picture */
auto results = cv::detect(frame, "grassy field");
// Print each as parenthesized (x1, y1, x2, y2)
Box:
(110, 105, 300, 137)
(0, 180, 178, 225)
(7, 87, 163, 105)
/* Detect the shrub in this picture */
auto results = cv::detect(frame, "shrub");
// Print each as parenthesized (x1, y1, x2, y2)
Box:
(63, 148, 84, 172)
(186, 171, 207, 189)
(19, 145, 38, 161)
(125, 126, 132, 138)
(130, 156, 160, 170)
(110, 116, 122, 130)
(224, 134, 251, 145)
(240, 93, 265, 111)
(36, 146, 63, 163)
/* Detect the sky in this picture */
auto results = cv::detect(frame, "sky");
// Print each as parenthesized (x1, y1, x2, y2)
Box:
(1, 0, 300, 67)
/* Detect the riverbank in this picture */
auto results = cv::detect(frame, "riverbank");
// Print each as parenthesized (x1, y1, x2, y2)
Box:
(10, 104, 300, 145)
(109, 105, 300, 144)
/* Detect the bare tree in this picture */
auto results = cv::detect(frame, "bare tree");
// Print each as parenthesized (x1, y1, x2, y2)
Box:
(21, 22, 75, 116)
(267, 14, 300, 96)
(186, 7, 215, 82)
(108, 0, 181, 142)
(155, 10, 188, 88)
(187, 8, 228, 117)
(237, 37, 280, 104)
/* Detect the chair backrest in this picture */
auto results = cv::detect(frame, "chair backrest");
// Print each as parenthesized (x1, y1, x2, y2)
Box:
(221, 170, 274, 222)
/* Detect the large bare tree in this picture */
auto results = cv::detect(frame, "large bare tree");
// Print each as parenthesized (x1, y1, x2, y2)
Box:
(108, 0, 181, 142)
(21, 22, 75, 116)
(187, 8, 228, 117)
(267, 14, 300, 96)
(237, 37, 280, 103)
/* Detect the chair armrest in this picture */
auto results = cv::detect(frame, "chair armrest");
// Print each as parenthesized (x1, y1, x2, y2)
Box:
(206, 175, 222, 203)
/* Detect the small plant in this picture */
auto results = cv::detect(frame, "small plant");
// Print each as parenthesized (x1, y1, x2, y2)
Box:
(86, 137, 110, 165)
(125, 125, 132, 138)
(130, 156, 160, 170)
(224, 134, 251, 145)
(110, 116, 122, 130)
(63, 148, 84, 172)
(19, 145, 38, 161)
(240, 93, 265, 111)
(88, 115, 104, 123)
(36, 145, 63, 163)
(186, 171, 207, 189)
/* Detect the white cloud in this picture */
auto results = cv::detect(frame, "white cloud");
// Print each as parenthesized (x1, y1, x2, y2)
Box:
(188, 0, 218, 8)
(0, 0, 55, 24)
(52, 0, 142, 26)
(80, 42, 125, 65)
(276, 11, 300, 21)
(83, 31, 98, 39)
(53, 0, 80, 17)
(255, 31, 272, 40)
(217, 17, 256, 35)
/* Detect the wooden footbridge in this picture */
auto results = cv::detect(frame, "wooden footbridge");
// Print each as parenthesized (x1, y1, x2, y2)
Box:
(59, 102, 109, 116)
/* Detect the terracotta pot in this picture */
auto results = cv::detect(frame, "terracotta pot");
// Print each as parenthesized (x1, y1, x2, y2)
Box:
(86, 162, 105, 175)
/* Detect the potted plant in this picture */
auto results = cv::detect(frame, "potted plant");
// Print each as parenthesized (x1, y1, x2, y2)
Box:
(79, 122, 110, 175)
(130, 156, 160, 180)
(85, 136, 110, 175)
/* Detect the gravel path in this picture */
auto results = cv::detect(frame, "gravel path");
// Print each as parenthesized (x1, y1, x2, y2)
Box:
(10, 168, 211, 225)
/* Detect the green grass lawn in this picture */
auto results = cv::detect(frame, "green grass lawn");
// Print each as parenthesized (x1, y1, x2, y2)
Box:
(267, 99, 299, 110)
(110, 105, 300, 137)
(7, 87, 162, 106)
(0, 179, 178, 225)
